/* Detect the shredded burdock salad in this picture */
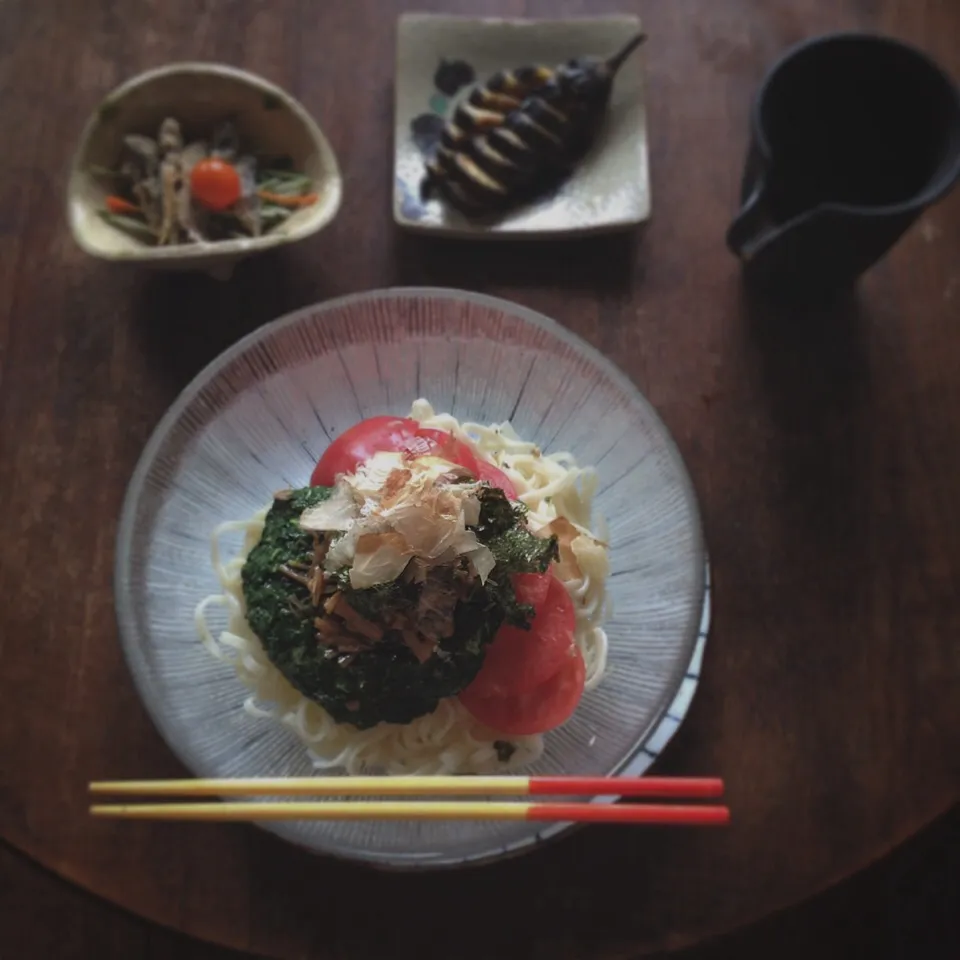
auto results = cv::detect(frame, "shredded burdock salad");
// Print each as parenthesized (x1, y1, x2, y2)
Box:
(91, 117, 318, 245)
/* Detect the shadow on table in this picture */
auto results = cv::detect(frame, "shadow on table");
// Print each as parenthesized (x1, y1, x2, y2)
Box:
(392, 226, 645, 296)
(667, 804, 960, 960)
(742, 283, 870, 433)
(129, 228, 645, 389)
(228, 798, 958, 960)
(1, 803, 955, 960)
(127, 249, 326, 387)
(740, 282, 874, 551)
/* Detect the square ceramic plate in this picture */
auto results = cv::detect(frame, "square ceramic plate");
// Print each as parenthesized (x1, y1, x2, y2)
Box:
(393, 14, 649, 239)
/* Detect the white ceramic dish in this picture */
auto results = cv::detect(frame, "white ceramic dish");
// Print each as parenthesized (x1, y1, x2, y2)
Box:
(393, 15, 650, 239)
(115, 288, 706, 869)
(67, 62, 342, 280)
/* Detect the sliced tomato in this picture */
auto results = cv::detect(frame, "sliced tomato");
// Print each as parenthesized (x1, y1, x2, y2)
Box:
(463, 577, 576, 699)
(512, 571, 552, 609)
(460, 645, 586, 736)
(311, 414, 526, 502)
(310, 416, 418, 486)
(474, 459, 518, 499)
(311, 417, 484, 486)
(400, 427, 480, 473)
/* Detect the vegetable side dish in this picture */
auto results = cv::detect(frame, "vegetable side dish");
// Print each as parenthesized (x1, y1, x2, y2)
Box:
(422, 33, 645, 215)
(92, 117, 317, 245)
(243, 480, 558, 729)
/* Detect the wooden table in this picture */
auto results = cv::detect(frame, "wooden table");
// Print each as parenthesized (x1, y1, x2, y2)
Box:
(1, 1, 958, 958)
(3, 807, 958, 959)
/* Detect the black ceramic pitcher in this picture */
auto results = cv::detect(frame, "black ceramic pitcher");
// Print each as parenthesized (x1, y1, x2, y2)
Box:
(726, 33, 960, 294)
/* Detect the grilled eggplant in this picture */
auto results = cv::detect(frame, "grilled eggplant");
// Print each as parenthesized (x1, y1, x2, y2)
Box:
(421, 32, 646, 214)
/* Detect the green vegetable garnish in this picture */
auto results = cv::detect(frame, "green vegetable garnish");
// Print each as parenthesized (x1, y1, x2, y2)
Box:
(240, 484, 557, 729)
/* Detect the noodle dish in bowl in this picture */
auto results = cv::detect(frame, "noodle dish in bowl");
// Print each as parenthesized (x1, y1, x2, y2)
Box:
(115, 288, 707, 867)
(197, 399, 611, 775)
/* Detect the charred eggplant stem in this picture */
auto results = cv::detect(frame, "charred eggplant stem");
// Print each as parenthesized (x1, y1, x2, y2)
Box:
(606, 32, 647, 75)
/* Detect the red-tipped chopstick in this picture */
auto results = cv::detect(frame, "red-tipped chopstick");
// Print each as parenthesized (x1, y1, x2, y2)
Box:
(89, 800, 729, 825)
(89, 775, 724, 799)
(88, 777, 729, 825)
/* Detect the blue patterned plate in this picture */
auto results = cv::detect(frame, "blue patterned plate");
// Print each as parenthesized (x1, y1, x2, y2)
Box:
(394, 15, 650, 238)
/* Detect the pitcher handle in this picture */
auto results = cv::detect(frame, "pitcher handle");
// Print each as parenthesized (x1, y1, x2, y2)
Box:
(726, 180, 779, 260)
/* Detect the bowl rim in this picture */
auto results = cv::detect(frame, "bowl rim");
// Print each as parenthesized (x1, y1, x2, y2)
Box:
(114, 286, 707, 869)
(66, 61, 343, 263)
(397, 12, 645, 29)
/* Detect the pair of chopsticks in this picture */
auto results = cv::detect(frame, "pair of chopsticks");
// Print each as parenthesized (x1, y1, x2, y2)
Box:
(89, 776, 729, 825)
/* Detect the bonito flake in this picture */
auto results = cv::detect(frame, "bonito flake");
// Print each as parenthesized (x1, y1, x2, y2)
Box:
(299, 450, 495, 589)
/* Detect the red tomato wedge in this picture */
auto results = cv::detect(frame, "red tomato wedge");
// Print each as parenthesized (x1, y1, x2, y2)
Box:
(310, 416, 418, 486)
(311, 415, 519, 498)
(473, 459, 518, 499)
(459, 645, 586, 736)
(462, 577, 577, 699)
(402, 427, 480, 473)
(512, 571, 552, 610)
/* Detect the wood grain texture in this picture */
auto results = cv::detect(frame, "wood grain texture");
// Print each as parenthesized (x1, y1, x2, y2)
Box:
(1, 810, 956, 960)
(0, 0, 958, 957)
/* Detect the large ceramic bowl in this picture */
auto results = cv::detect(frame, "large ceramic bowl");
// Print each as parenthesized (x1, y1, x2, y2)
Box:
(115, 288, 708, 868)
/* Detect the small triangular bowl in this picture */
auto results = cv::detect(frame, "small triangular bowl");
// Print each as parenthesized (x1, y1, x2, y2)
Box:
(67, 62, 342, 279)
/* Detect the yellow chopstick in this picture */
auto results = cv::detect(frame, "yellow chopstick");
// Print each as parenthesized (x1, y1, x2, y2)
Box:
(90, 800, 731, 825)
(92, 801, 532, 821)
(88, 775, 725, 799)
(89, 776, 528, 797)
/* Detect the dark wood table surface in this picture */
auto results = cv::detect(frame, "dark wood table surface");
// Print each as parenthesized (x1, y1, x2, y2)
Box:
(3, 807, 958, 959)
(1, 0, 958, 958)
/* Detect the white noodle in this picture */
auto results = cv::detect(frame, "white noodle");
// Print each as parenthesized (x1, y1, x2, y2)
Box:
(195, 400, 610, 774)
